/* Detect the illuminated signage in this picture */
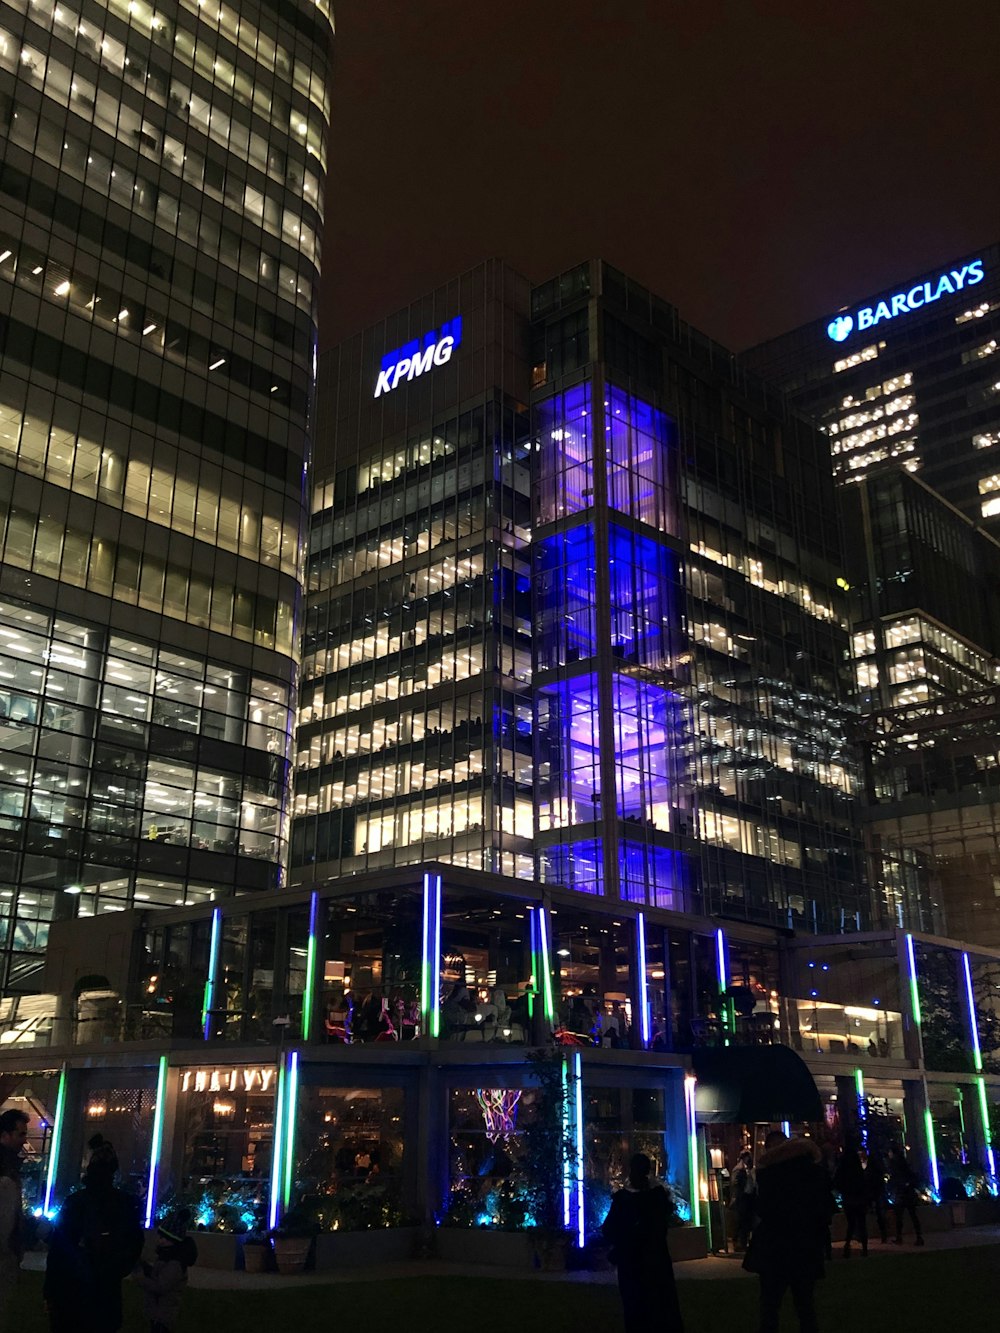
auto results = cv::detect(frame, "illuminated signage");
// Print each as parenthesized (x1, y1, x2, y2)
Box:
(181, 1066, 275, 1093)
(374, 316, 462, 398)
(826, 259, 984, 342)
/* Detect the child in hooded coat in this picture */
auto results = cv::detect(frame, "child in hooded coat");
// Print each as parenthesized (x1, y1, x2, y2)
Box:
(135, 1223, 197, 1333)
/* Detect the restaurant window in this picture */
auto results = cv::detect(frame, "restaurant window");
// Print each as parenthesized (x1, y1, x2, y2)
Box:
(175, 1065, 275, 1231)
(437, 890, 535, 1045)
(318, 890, 422, 1044)
(291, 1084, 405, 1230)
(79, 1071, 157, 1199)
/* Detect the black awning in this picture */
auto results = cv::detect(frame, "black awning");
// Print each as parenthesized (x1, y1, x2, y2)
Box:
(691, 1044, 823, 1124)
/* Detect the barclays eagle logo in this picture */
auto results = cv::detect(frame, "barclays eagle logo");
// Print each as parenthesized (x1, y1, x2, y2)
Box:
(826, 314, 854, 343)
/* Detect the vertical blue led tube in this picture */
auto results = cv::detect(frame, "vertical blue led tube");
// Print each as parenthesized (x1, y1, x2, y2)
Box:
(538, 906, 555, 1025)
(202, 907, 222, 1041)
(561, 1056, 571, 1228)
(573, 1050, 585, 1247)
(43, 1067, 67, 1216)
(420, 873, 442, 1038)
(301, 892, 319, 1041)
(144, 1055, 169, 1229)
(268, 1059, 287, 1230)
(637, 913, 650, 1047)
(684, 1075, 700, 1228)
(715, 928, 728, 992)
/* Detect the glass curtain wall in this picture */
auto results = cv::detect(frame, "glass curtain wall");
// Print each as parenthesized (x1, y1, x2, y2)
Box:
(0, 0, 334, 989)
(296, 350, 534, 884)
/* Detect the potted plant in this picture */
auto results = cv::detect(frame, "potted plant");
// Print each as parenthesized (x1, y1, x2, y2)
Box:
(241, 1231, 270, 1273)
(270, 1209, 319, 1275)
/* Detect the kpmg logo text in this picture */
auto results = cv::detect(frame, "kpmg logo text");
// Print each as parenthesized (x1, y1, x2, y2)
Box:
(374, 317, 463, 398)
(826, 259, 985, 343)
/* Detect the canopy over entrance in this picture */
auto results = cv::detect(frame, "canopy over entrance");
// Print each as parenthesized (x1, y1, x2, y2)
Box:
(691, 1045, 823, 1124)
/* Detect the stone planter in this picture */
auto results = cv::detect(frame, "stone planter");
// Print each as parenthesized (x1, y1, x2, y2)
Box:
(188, 1231, 239, 1270)
(272, 1235, 313, 1275)
(435, 1227, 537, 1267)
(242, 1240, 270, 1273)
(312, 1227, 420, 1271)
(964, 1196, 1000, 1225)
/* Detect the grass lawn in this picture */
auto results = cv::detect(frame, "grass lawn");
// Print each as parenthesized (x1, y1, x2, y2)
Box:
(10, 1245, 990, 1332)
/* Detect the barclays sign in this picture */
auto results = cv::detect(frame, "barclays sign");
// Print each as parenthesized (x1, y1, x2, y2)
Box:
(374, 316, 463, 398)
(826, 259, 985, 343)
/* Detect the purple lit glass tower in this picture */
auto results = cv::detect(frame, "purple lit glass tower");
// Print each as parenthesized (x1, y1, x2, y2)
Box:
(529, 261, 865, 928)
(534, 380, 690, 907)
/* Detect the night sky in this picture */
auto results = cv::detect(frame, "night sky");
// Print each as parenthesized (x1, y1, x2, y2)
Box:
(320, 0, 999, 353)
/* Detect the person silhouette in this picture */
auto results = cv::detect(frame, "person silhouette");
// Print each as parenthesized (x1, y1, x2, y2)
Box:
(602, 1153, 684, 1333)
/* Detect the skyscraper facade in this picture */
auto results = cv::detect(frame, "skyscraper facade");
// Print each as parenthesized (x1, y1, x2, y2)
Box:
(0, 0, 333, 993)
(295, 260, 867, 936)
(745, 247, 1000, 946)
(743, 242, 1000, 532)
(843, 470, 1000, 942)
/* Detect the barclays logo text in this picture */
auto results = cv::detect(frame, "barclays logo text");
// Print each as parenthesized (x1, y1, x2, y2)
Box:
(826, 259, 985, 342)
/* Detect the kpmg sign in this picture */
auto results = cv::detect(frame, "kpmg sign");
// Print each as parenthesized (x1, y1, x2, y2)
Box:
(826, 259, 985, 343)
(374, 316, 463, 398)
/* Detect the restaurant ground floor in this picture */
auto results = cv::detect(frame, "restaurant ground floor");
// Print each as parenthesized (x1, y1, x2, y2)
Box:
(1, 1040, 996, 1267)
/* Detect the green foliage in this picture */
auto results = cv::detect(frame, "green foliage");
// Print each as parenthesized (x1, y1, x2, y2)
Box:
(295, 1183, 404, 1233)
(269, 1207, 320, 1239)
(517, 1051, 575, 1232)
(916, 942, 972, 1074)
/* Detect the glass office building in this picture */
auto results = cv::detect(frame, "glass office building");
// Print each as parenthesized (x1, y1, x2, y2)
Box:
(746, 250, 1000, 946)
(296, 260, 867, 935)
(743, 242, 1000, 534)
(0, 0, 333, 993)
(298, 261, 535, 881)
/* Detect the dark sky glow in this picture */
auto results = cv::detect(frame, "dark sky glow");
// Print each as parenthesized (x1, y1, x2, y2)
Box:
(321, 0, 998, 351)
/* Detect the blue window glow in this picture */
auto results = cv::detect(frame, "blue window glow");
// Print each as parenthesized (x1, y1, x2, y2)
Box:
(540, 840, 604, 896)
(605, 386, 678, 534)
(619, 842, 688, 911)
(607, 525, 681, 669)
(536, 384, 593, 523)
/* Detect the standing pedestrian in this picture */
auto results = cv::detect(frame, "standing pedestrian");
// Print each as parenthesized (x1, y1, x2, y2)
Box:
(743, 1131, 834, 1333)
(0, 1108, 28, 1332)
(602, 1152, 684, 1333)
(44, 1135, 144, 1333)
(886, 1145, 924, 1245)
(863, 1145, 889, 1243)
(833, 1140, 868, 1257)
(730, 1149, 756, 1253)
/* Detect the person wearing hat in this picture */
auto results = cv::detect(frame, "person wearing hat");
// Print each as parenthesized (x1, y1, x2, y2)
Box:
(44, 1135, 144, 1333)
(135, 1212, 197, 1333)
